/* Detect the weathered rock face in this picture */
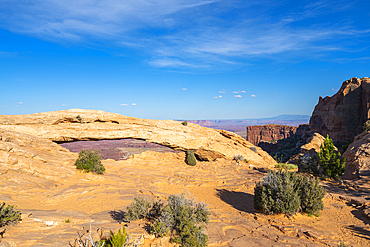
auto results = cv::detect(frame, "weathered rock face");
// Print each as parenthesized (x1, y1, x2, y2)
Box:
(0, 109, 276, 167)
(246, 124, 298, 146)
(0, 129, 77, 180)
(342, 131, 370, 180)
(309, 77, 370, 143)
(300, 133, 326, 155)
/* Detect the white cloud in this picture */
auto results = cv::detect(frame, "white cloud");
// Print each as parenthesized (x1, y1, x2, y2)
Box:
(234, 95, 242, 98)
(182, 88, 187, 91)
(240, 91, 246, 93)
(121, 104, 128, 106)
(332, 88, 338, 91)
(219, 91, 225, 93)
(250, 94, 257, 97)
(131, 103, 136, 106)
(213, 95, 222, 98)
(18, 102, 23, 104)
(232, 91, 238, 93)
(61, 104, 67, 106)
(0, 1, 364, 70)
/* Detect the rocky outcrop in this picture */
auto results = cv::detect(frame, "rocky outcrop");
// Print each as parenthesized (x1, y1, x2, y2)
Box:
(246, 124, 298, 145)
(300, 133, 326, 155)
(309, 77, 370, 143)
(0, 128, 77, 180)
(0, 109, 276, 167)
(342, 131, 370, 180)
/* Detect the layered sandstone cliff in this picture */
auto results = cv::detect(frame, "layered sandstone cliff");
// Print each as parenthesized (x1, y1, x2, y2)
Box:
(309, 77, 370, 143)
(246, 124, 298, 145)
(0, 109, 276, 167)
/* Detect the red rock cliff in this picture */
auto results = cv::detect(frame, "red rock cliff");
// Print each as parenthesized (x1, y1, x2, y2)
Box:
(246, 124, 298, 145)
(309, 77, 370, 143)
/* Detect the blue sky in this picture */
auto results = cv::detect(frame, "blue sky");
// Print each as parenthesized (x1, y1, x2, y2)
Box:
(0, 0, 369, 120)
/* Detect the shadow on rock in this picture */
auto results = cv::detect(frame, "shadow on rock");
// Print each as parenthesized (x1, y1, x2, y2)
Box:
(216, 189, 255, 214)
(345, 224, 370, 241)
(109, 210, 126, 223)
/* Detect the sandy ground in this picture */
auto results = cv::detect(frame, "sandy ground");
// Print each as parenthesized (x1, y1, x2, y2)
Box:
(1, 152, 369, 246)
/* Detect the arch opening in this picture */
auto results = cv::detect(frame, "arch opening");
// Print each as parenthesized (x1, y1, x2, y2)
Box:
(59, 138, 181, 161)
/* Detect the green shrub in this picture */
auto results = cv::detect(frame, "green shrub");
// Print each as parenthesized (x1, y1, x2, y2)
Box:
(181, 121, 188, 126)
(298, 176, 326, 215)
(150, 220, 169, 237)
(0, 202, 21, 227)
(75, 149, 105, 174)
(254, 170, 301, 216)
(318, 135, 346, 179)
(185, 150, 197, 166)
(126, 194, 210, 246)
(124, 196, 151, 221)
(254, 170, 326, 216)
(363, 120, 370, 131)
(101, 226, 128, 247)
(275, 163, 298, 170)
(151, 194, 210, 246)
(298, 153, 320, 175)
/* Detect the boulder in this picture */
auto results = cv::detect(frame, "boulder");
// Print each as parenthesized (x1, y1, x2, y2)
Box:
(0, 109, 276, 168)
(342, 131, 370, 180)
(300, 133, 326, 155)
(309, 77, 370, 143)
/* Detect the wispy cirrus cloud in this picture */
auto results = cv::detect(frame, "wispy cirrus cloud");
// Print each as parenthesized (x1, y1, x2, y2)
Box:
(0, 0, 368, 69)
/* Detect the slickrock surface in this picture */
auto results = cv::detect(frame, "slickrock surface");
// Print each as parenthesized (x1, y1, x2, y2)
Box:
(0, 151, 369, 246)
(0, 128, 77, 180)
(0, 109, 275, 167)
(246, 124, 298, 145)
(343, 131, 370, 180)
(310, 77, 370, 143)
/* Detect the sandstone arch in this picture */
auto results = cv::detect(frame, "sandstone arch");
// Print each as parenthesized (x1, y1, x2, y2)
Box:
(0, 109, 275, 166)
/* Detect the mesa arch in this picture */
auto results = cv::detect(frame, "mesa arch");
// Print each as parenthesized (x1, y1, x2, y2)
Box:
(0, 109, 275, 166)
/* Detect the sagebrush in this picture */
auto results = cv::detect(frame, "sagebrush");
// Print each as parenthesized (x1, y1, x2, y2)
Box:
(0, 202, 21, 227)
(75, 149, 105, 174)
(298, 153, 320, 175)
(254, 170, 325, 216)
(125, 194, 210, 247)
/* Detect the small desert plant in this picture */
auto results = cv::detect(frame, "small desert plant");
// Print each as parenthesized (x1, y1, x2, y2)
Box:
(363, 120, 370, 131)
(275, 163, 298, 170)
(254, 170, 301, 216)
(0, 202, 21, 227)
(75, 149, 105, 174)
(150, 194, 210, 246)
(234, 154, 248, 165)
(298, 176, 326, 215)
(298, 153, 320, 175)
(102, 226, 128, 247)
(124, 196, 151, 221)
(185, 150, 197, 166)
(254, 170, 326, 216)
(318, 135, 346, 179)
(181, 121, 188, 126)
(76, 115, 82, 123)
(65, 218, 71, 223)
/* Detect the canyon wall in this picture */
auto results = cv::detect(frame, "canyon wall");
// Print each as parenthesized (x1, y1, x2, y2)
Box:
(309, 77, 370, 143)
(246, 124, 298, 146)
